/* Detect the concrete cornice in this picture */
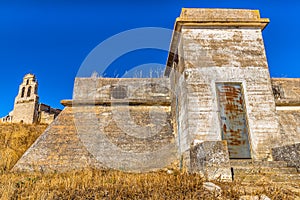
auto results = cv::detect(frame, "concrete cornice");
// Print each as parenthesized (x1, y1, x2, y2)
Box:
(61, 99, 171, 107)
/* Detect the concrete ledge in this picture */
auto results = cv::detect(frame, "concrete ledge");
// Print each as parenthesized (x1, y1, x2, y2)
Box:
(61, 99, 171, 107)
(275, 100, 300, 107)
(180, 8, 261, 21)
(276, 106, 300, 111)
(177, 8, 269, 31)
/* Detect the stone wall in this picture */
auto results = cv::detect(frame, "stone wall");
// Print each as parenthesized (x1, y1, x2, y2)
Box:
(12, 101, 39, 124)
(39, 111, 55, 125)
(38, 104, 61, 124)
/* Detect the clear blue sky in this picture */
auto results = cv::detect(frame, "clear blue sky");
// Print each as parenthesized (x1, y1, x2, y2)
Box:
(1, 0, 299, 117)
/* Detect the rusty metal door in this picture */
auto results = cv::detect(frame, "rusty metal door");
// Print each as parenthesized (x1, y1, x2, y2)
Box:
(216, 83, 251, 159)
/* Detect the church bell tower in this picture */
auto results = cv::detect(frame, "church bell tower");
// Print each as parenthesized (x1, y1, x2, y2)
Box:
(12, 74, 39, 124)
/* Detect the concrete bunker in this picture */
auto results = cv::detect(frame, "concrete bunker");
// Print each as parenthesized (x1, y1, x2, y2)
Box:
(11, 8, 300, 181)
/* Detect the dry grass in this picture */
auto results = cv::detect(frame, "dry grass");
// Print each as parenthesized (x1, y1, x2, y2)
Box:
(0, 123, 298, 199)
(0, 123, 47, 172)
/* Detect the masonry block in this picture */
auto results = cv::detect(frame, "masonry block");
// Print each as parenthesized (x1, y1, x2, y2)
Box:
(272, 143, 300, 172)
(190, 140, 232, 181)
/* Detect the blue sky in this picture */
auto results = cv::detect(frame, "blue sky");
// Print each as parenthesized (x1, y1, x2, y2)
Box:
(0, 0, 299, 117)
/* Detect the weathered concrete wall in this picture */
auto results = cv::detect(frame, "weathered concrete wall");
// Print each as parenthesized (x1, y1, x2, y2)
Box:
(271, 78, 300, 105)
(270, 79, 300, 146)
(168, 36, 193, 170)
(181, 28, 269, 69)
(13, 105, 177, 172)
(12, 107, 100, 172)
(276, 110, 300, 146)
(182, 66, 280, 160)
(13, 78, 177, 172)
(73, 78, 170, 105)
(167, 8, 280, 162)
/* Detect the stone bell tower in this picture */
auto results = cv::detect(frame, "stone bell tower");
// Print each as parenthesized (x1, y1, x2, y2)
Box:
(12, 74, 39, 124)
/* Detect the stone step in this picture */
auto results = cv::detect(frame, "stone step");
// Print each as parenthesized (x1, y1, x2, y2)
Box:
(230, 159, 288, 168)
(232, 166, 298, 174)
(233, 173, 300, 182)
(230, 159, 300, 183)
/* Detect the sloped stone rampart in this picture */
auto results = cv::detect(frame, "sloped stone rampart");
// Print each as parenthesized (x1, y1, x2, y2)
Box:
(13, 78, 177, 172)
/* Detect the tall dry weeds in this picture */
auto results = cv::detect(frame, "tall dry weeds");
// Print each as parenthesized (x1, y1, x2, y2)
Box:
(0, 123, 298, 199)
(0, 123, 47, 172)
